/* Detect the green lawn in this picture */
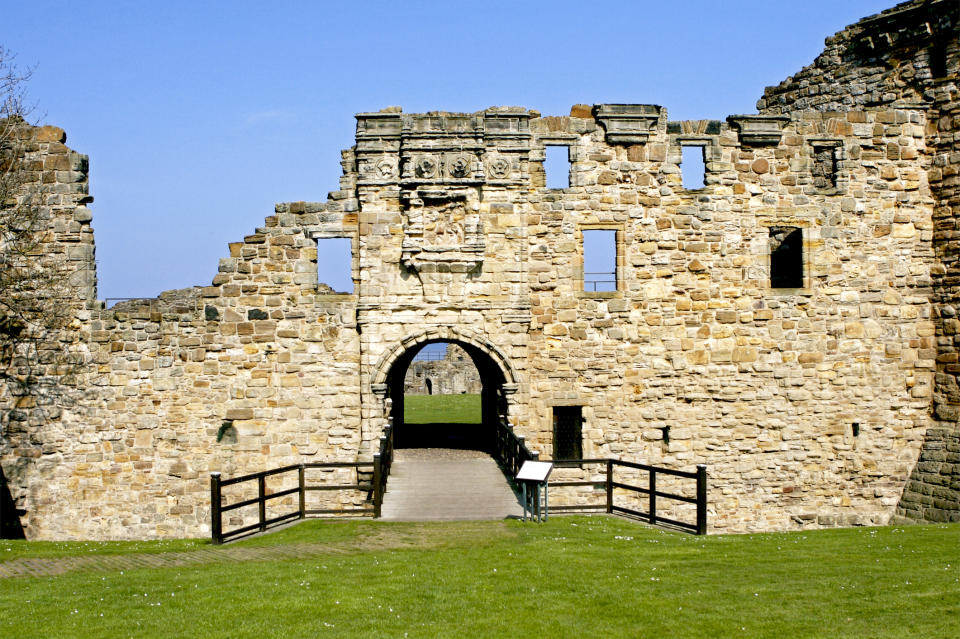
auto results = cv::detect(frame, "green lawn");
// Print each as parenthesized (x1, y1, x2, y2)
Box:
(0, 537, 205, 560)
(404, 393, 480, 424)
(1, 517, 958, 638)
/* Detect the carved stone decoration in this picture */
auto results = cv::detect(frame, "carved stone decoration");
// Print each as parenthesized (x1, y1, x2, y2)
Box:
(400, 190, 484, 276)
(488, 156, 510, 178)
(376, 159, 396, 179)
(448, 155, 471, 178)
(425, 198, 466, 247)
(415, 155, 439, 179)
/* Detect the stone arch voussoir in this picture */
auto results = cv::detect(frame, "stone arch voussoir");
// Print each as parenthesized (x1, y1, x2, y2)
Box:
(371, 327, 516, 388)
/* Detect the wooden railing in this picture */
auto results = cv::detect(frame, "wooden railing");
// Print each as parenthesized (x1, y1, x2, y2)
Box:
(210, 421, 707, 541)
(491, 421, 706, 534)
(372, 422, 395, 518)
(210, 424, 395, 544)
(550, 458, 707, 535)
(493, 418, 537, 478)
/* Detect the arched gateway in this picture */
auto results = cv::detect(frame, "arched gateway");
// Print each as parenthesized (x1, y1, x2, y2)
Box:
(368, 328, 519, 451)
(369, 326, 519, 452)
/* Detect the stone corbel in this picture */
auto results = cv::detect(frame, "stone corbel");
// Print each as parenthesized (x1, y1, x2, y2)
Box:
(500, 383, 519, 424)
(727, 115, 791, 146)
(594, 104, 663, 145)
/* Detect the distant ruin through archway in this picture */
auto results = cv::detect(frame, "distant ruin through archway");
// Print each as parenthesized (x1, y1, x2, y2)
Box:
(403, 342, 482, 397)
(374, 330, 517, 451)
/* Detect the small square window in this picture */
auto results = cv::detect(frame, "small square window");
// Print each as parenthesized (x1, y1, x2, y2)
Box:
(812, 145, 838, 190)
(553, 406, 583, 459)
(929, 37, 948, 79)
(544, 145, 571, 189)
(316, 237, 353, 293)
(582, 229, 617, 292)
(681, 145, 706, 190)
(770, 227, 803, 289)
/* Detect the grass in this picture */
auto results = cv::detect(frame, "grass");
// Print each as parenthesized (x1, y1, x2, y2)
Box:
(1, 517, 958, 638)
(0, 538, 205, 560)
(403, 393, 480, 424)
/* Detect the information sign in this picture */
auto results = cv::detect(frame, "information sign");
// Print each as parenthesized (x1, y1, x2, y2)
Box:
(516, 461, 553, 483)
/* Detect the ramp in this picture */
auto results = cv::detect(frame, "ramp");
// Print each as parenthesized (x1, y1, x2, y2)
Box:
(379, 448, 523, 521)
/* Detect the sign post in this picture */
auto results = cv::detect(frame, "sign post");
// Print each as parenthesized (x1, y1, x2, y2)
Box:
(516, 461, 553, 522)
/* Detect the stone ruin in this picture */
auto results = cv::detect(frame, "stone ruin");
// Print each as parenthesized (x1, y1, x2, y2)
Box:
(0, 0, 957, 538)
(403, 344, 482, 396)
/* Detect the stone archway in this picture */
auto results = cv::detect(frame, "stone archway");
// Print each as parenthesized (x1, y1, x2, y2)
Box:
(371, 328, 518, 450)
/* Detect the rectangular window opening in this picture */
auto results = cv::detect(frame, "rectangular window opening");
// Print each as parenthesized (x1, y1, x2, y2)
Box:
(681, 145, 706, 190)
(583, 229, 617, 292)
(552, 406, 583, 460)
(770, 227, 803, 289)
(929, 38, 948, 79)
(316, 237, 353, 293)
(812, 145, 838, 190)
(544, 145, 571, 189)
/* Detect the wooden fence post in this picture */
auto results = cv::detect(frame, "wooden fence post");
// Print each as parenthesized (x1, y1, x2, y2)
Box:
(298, 464, 306, 520)
(696, 464, 707, 535)
(605, 459, 613, 513)
(517, 435, 526, 474)
(1, 466, 7, 539)
(373, 453, 383, 518)
(649, 470, 657, 526)
(210, 472, 222, 544)
(257, 473, 266, 532)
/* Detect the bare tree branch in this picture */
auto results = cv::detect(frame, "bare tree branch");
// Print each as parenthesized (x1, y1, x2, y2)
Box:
(0, 47, 81, 438)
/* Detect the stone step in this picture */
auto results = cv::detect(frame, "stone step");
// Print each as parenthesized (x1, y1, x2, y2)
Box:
(379, 449, 523, 521)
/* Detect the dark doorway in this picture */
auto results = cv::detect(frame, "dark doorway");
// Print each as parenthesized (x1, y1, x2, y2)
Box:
(1, 466, 26, 539)
(552, 406, 583, 459)
(389, 339, 507, 451)
(770, 227, 803, 289)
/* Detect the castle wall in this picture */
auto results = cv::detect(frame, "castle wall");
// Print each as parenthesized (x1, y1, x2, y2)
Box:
(757, 0, 959, 524)
(521, 108, 934, 530)
(346, 102, 936, 532)
(4, 183, 367, 538)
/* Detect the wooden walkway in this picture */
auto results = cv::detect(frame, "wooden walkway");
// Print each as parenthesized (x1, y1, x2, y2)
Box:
(379, 449, 523, 521)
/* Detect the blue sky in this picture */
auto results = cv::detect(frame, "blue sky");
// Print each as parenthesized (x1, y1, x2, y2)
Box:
(4, 0, 894, 299)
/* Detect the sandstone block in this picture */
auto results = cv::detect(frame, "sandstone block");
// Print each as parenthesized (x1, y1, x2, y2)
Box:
(569, 104, 592, 118)
(225, 408, 254, 420)
(36, 125, 66, 142)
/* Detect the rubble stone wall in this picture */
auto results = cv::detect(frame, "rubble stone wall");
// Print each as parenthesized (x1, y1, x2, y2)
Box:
(758, 0, 959, 524)
(0, 121, 97, 538)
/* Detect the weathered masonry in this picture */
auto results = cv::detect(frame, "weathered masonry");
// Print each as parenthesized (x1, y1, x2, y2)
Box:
(403, 344, 481, 396)
(1, 0, 957, 539)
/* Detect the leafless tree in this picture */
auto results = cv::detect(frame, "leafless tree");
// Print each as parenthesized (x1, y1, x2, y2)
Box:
(0, 46, 80, 435)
